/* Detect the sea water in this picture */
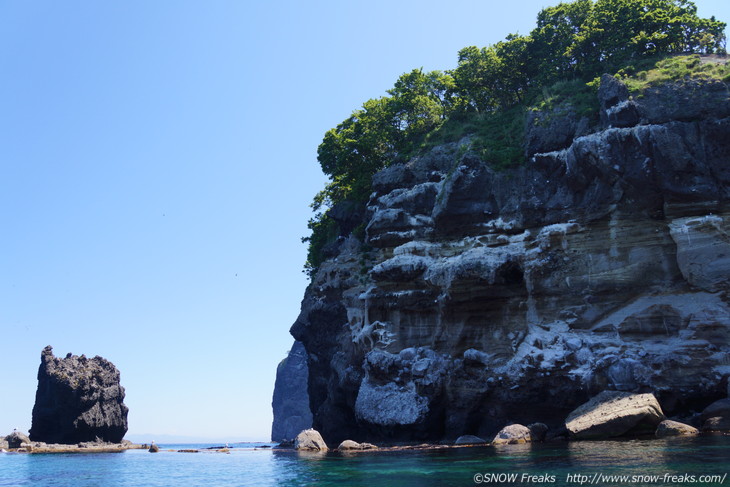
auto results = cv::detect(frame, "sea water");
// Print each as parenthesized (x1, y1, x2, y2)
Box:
(1, 436, 729, 486)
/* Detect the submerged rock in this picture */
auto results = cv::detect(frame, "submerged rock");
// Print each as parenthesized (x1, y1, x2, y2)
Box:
(294, 429, 328, 452)
(566, 391, 665, 440)
(454, 435, 488, 445)
(29, 346, 128, 444)
(655, 420, 698, 437)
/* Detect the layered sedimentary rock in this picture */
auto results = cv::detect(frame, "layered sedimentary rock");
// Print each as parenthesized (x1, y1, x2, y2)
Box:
(291, 73, 730, 444)
(29, 346, 128, 444)
(271, 341, 313, 442)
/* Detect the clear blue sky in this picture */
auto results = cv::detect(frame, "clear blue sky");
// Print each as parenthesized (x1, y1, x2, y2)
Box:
(1, 1, 728, 442)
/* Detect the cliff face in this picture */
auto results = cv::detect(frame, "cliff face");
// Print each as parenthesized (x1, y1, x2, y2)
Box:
(29, 346, 129, 444)
(271, 341, 313, 442)
(291, 74, 730, 444)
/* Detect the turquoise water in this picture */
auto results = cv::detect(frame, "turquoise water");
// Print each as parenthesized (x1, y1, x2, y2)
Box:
(1, 436, 729, 486)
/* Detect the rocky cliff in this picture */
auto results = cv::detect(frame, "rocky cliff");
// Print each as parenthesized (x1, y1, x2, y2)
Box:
(271, 341, 313, 442)
(29, 346, 129, 444)
(290, 71, 730, 444)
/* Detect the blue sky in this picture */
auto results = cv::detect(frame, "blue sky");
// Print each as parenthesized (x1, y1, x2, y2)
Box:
(2, 1, 729, 442)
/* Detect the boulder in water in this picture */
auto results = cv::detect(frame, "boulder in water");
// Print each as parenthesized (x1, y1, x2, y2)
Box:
(337, 439, 377, 450)
(565, 391, 664, 439)
(702, 416, 730, 431)
(492, 424, 532, 445)
(701, 398, 730, 423)
(655, 420, 699, 437)
(528, 423, 549, 442)
(294, 429, 328, 452)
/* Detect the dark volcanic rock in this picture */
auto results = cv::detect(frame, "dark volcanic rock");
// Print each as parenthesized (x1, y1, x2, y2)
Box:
(29, 346, 128, 444)
(700, 398, 730, 423)
(526, 102, 588, 156)
(702, 416, 730, 431)
(271, 341, 313, 442)
(598, 74, 640, 128)
(5, 431, 31, 449)
(454, 434, 488, 445)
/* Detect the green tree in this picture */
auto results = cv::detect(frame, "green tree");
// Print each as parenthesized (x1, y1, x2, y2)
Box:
(494, 34, 533, 104)
(387, 68, 453, 154)
(450, 45, 503, 112)
(529, 0, 592, 84)
(316, 97, 395, 205)
(571, 0, 726, 77)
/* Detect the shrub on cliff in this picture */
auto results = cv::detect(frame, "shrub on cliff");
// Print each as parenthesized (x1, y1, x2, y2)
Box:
(303, 0, 726, 277)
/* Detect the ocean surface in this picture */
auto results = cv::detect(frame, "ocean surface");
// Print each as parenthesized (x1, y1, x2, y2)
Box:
(1, 436, 729, 486)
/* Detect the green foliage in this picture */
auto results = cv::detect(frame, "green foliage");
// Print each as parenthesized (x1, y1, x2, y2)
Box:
(303, 0, 727, 277)
(570, 0, 726, 77)
(617, 54, 730, 92)
(471, 106, 528, 170)
(301, 212, 339, 278)
(315, 69, 452, 209)
(530, 78, 600, 121)
(449, 35, 532, 113)
(530, 0, 593, 84)
(317, 96, 397, 206)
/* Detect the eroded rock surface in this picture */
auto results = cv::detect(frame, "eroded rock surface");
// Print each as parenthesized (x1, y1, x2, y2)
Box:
(271, 341, 313, 442)
(29, 346, 128, 444)
(5, 431, 31, 449)
(290, 74, 730, 444)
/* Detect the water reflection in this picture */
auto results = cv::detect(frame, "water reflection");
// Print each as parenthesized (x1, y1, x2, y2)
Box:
(2, 437, 729, 487)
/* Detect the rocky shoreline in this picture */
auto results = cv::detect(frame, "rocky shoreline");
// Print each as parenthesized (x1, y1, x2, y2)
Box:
(283, 390, 730, 452)
(0, 431, 146, 454)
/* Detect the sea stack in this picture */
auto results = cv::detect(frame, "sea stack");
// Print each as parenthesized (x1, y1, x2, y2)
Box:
(29, 345, 129, 444)
(271, 341, 313, 442)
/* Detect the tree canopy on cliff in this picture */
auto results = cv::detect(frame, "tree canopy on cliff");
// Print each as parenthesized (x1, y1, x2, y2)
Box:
(303, 0, 726, 276)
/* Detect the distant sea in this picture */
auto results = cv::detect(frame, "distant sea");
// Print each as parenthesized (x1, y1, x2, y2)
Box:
(1, 436, 729, 486)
